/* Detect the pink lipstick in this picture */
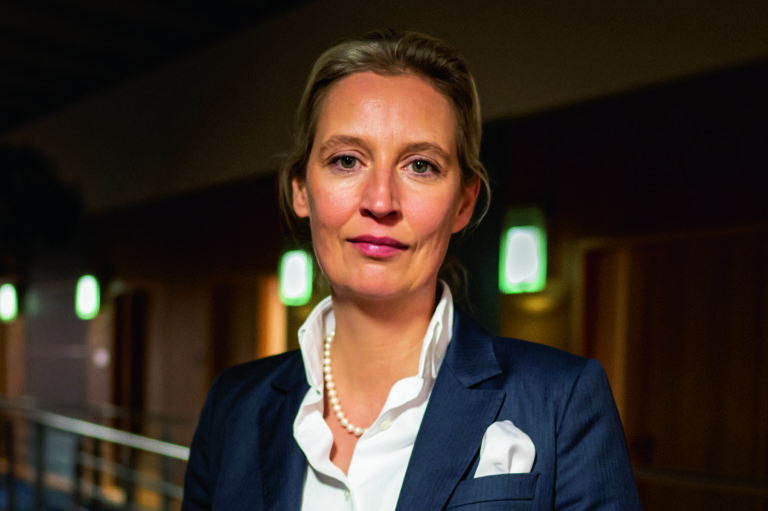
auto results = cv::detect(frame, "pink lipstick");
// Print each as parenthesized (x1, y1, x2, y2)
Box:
(348, 235, 408, 258)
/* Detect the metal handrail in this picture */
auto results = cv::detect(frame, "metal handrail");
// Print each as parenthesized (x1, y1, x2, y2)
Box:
(1, 396, 195, 431)
(0, 397, 191, 511)
(25, 409, 189, 461)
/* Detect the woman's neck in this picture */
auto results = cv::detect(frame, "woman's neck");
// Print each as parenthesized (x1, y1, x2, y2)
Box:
(327, 283, 439, 401)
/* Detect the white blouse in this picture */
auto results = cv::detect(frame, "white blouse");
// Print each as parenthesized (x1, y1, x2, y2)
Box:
(293, 283, 454, 511)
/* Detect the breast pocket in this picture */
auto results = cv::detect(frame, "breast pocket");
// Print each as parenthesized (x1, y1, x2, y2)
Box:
(445, 473, 539, 510)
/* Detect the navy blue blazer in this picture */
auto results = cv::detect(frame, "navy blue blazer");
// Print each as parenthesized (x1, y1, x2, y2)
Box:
(182, 311, 642, 510)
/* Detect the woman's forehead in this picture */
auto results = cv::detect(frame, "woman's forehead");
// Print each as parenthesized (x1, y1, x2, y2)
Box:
(313, 72, 458, 154)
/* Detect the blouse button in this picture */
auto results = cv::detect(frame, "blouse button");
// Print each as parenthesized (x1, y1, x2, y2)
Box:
(379, 419, 393, 431)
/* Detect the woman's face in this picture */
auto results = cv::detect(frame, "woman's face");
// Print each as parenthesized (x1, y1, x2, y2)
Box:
(292, 72, 478, 302)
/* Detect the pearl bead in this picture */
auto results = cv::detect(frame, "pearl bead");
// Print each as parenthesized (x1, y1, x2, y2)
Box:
(323, 331, 367, 437)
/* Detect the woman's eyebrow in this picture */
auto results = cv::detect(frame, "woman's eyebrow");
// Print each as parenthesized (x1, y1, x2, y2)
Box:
(318, 136, 451, 158)
(317, 135, 370, 155)
(401, 142, 451, 160)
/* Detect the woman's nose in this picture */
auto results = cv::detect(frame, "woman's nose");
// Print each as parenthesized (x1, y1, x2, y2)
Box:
(359, 166, 400, 220)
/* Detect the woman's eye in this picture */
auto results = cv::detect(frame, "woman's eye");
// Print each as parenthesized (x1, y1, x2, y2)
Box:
(408, 160, 434, 174)
(338, 155, 357, 169)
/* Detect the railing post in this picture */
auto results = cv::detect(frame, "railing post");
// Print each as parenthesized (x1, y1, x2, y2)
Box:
(121, 447, 137, 510)
(72, 436, 83, 511)
(1, 403, 189, 511)
(91, 438, 101, 511)
(2, 420, 17, 511)
(161, 425, 172, 511)
(33, 422, 45, 511)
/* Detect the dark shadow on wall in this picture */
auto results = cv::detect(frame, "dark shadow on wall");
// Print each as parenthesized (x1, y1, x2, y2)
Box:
(0, 145, 84, 276)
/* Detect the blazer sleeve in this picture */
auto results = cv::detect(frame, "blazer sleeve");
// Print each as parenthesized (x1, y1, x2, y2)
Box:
(181, 376, 219, 511)
(554, 359, 642, 510)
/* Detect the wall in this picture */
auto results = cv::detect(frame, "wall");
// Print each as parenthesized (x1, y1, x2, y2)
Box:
(82, 176, 283, 424)
(480, 59, 768, 348)
(2, 0, 767, 214)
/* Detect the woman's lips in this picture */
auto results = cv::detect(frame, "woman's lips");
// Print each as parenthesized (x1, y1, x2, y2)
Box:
(348, 235, 408, 258)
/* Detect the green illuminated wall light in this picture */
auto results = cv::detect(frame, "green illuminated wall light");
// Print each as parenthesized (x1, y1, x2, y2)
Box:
(279, 250, 313, 306)
(76, 275, 100, 320)
(499, 209, 547, 294)
(0, 283, 18, 322)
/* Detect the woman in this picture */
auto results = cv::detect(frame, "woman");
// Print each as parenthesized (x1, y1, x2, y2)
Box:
(183, 29, 641, 510)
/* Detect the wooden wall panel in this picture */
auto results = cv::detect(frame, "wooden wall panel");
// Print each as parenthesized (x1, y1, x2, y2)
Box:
(581, 228, 768, 509)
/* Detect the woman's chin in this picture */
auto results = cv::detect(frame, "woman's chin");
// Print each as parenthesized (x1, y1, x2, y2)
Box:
(330, 276, 435, 304)
(333, 283, 402, 302)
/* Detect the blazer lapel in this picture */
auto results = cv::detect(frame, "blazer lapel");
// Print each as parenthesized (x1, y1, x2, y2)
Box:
(396, 311, 505, 511)
(258, 356, 309, 511)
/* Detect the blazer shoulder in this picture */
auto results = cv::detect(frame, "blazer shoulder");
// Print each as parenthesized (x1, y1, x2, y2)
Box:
(486, 336, 617, 423)
(493, 336, 589, 372)
(205, 350, 305, 415)
(215, 349, 303, 387)
(455, 308, 591, 377)
(451, 310, 601, 394)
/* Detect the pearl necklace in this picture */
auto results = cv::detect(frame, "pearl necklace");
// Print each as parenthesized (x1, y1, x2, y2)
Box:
(323, 332, 367, 437)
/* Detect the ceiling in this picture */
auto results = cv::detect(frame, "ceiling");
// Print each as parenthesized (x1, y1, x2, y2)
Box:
(0, 0, 309, 136)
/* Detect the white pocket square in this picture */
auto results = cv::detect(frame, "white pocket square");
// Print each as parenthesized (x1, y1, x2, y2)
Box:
(474, 420, 536, 478)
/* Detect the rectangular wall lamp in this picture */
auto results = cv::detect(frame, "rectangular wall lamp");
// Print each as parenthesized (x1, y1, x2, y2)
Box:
(0, 283, 18, 322)
(279, 249, 313, 306)
(75, 275, 100, 320)
(499, 208, 547, 294)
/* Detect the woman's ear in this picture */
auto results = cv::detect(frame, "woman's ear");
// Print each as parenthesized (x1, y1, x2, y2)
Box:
(292, 177, 310, 218)
(452, 178, 480, 233)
